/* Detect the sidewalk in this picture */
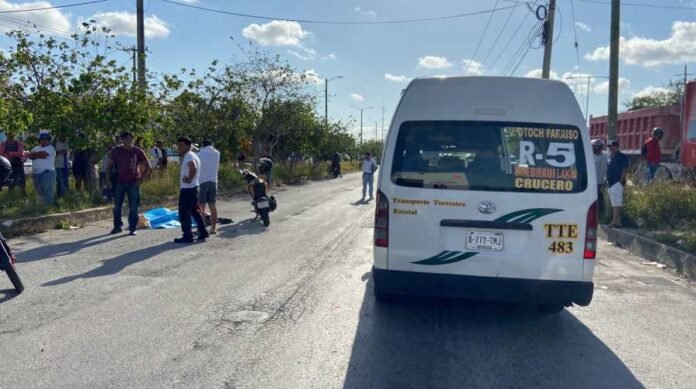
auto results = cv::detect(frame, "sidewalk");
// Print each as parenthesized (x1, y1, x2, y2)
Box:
(599, 225, 696, 282)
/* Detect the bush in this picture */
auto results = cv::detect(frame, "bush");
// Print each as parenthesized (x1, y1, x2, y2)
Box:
(624, 183, 696, 230)
(218, 164, 243, 193)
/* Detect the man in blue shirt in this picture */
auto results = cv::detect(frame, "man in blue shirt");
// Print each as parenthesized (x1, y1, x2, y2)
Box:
(606, 140, 629, 228)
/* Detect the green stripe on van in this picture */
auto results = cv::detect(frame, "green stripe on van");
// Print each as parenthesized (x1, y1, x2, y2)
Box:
(411, 208, 564, 265)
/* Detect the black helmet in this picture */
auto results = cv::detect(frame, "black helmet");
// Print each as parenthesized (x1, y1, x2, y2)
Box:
(653, 127, 664, 137)
(0, 155, 11, 184)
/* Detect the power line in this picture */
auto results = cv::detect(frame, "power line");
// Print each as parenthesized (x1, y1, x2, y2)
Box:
(0, 0, 108, 14)
(481, 1, 520, 68)
(569, 0, 585, 118)
(161, 0, 523, 25)
(466, 0, 500, 74)
(577, 0, 696, 10)
(488, 6, 533, 72)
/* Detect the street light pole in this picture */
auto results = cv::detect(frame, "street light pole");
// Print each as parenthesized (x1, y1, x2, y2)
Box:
(607, 0, 620, 142)
(351, 105, 374, 148)
(324, 76, 343, 128)
(565, 75, 609, 121)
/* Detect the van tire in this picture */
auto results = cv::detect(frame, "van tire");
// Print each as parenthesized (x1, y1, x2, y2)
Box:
(537, 304, 564, 314)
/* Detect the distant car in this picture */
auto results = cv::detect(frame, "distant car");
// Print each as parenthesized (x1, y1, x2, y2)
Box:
(164, 148, 179, 165)
(23, 160, 73, 176)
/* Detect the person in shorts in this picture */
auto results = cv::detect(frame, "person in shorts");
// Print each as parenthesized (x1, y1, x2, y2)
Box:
(607, 140, 629, 228)
(198, 140, 221, 234)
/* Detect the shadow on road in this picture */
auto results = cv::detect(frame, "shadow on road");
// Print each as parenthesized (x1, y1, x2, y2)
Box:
(0, 288, 20, 304)
(42, 242, 183, 287)
(16, 233, 126, 262)
(217, 218, 267, 240)
(343, 275, 642, 388)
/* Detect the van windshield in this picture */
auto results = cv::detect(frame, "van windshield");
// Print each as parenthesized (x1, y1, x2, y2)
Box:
(391, 121, 588, 194)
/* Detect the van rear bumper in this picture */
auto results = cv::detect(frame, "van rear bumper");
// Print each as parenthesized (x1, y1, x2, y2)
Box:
(372, 268, 594, 306)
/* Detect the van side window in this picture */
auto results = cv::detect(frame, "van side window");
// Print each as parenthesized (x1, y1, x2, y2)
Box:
(391, 121, 588, 193)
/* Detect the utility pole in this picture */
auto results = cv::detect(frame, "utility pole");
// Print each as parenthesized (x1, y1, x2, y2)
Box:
(607, 0, 620, 142)
(324, 76, 343, 128)
(565, 75, 608, 121)
(541, 0, 556, 79)
(121, 46, 137, 84)
(351, 105, 374, 148)
(375, 121, 378, 141)
(136, 0, 146, 88)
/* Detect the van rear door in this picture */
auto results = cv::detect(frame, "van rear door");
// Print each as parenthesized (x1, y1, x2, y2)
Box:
(386, 121, 592, 282)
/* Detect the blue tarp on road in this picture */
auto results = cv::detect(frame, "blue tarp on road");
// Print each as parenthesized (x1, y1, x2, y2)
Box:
(142, 207, 199, 229)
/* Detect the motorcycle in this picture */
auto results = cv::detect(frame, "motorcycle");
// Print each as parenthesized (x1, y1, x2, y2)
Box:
(0, 156, 24, 293)
(241, 169, 277, 227)
(0, 234, 24, 294)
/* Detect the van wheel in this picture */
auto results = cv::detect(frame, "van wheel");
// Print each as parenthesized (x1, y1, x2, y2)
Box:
(537, 304, 564, 314)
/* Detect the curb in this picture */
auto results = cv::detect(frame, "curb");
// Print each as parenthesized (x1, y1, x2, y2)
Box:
(0, 196, 179, 238)
(599, 225, 696, 281)
(0, 206, 114, 238)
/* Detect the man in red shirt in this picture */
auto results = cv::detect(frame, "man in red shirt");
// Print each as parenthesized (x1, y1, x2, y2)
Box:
(643, 127, 663, 182)
(106, 132, 151, 235)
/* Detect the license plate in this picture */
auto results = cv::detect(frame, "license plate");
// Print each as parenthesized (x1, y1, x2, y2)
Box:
(465, 231, 503, 251)
(256, 201, 269, 209)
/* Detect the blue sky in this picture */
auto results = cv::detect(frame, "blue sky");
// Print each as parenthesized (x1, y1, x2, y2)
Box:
(2, 0, 696, 140)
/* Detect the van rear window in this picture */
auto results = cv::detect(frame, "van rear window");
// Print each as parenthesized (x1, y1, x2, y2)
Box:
(391, 121, 588, 193)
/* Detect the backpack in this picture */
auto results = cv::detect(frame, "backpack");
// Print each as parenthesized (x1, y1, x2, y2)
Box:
(641, 142, 648, 157)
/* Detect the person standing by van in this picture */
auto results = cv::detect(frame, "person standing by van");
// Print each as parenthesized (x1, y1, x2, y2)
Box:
(361, 152, 378, 201)
(198, 140, 220, 235)
(592, 139, 608, 217)
(607, 140, 629, 228)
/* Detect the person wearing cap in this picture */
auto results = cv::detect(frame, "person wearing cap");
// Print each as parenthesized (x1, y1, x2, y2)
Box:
(591, 139, 608, 217)
(606, 140, 629, 228)
(28, 132, 57, 205)
(197, 140, 221, 234)
(643, 127, 663, 183)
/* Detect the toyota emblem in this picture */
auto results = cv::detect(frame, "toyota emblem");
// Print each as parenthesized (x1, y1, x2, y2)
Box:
(478, 201, 496, 214)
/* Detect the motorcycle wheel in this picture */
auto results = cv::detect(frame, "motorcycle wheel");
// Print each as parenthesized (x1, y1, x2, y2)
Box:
(5, 262, 24, 294)
(260, 209, 271, 227)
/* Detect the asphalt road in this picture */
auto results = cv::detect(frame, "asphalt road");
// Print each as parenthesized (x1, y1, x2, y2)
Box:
(1, 174, 695, 388)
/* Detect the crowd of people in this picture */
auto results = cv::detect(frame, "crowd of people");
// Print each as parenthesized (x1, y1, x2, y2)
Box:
(592, 126, 664, 228)
(0, 130, 171, 206)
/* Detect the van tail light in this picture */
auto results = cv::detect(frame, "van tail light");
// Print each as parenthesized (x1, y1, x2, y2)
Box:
(374, 190, 389, 248)
(584, 201, 598, 260)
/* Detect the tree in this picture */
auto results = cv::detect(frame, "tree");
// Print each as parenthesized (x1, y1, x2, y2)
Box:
(625, 80, 684, 111)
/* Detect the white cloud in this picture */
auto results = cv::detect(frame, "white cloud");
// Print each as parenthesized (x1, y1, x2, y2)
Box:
(350, 93, 365, 102)
(418, 56, 453, 69)
(384, 73, 409, 82)
(633, 86, 670, 98)
(354, 7, 377, 17)
(525, 69, 628, 96)
(87, 12, 170, 39)
(0, 0, 71, 35)
(593, 78, 631, 94)
(575, 22, 591, 33)
(462, 59, 485, 75)
(303, 69, 322, 85)
(321, 53, 336, 60)
(585, 21, 696, 67)
(176, 0, 199, 3)
(242, 20, 309, 47)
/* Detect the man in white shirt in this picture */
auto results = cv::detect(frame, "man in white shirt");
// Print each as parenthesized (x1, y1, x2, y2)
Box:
(361, 152, 378, 202)
(175, 136, 208, 244)
(150, 143, 163, 170)
(29, 131, 57, 205)
(198, 140, 221, 234)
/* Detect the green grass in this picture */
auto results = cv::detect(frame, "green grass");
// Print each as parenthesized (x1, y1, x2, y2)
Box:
(0, 161, 362, 221)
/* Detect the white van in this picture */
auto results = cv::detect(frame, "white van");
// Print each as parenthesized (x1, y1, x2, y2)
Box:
(373, 76, 598, 311)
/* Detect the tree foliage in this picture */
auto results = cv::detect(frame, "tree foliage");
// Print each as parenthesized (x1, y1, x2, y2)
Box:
(0, 26, 357, 167)
(625, 80, 684, 111)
